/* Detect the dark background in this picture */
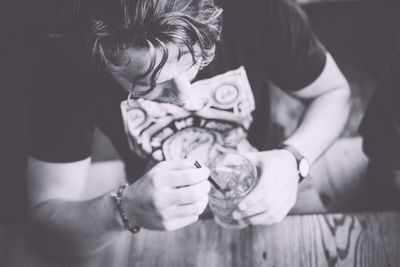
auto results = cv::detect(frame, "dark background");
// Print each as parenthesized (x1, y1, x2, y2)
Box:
(1, 0, 400, 223)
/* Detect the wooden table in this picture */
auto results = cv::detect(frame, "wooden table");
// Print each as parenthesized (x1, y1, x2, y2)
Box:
(1, 212, 400, 267)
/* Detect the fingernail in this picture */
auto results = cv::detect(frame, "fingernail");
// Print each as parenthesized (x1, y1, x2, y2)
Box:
(238, 203, 247, 211)
(232, 211, 241, 219)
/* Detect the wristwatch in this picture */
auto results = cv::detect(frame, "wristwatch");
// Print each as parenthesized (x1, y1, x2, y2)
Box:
(277, 143, 310, 182)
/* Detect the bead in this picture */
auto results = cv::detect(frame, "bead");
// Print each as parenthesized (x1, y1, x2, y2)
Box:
(110, 183, 141, 234)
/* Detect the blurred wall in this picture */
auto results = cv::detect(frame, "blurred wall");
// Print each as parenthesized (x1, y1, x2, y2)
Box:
(271, 0, 400, 139)
(0, 1, 41, 223)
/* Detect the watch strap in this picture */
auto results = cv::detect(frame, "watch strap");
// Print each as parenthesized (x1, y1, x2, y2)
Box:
(276, 143, 308, 182)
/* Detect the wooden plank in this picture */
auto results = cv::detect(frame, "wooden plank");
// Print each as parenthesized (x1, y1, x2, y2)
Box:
(298, 0, 389, 4)
(1, 212, 399, 267)
(374, 213, 400, 266)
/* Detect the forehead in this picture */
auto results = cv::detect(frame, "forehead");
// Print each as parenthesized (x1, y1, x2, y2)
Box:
(115, 44, 193, 83)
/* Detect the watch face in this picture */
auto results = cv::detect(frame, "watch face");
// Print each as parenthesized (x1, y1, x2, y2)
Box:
(299, 158, 310, 178)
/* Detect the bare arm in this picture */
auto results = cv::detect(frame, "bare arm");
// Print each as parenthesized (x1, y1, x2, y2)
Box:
(27, 157, 124, 257)
(27, 157, 211, 258)
(284, 52, 351, 164)
(238, 52, 351, 225)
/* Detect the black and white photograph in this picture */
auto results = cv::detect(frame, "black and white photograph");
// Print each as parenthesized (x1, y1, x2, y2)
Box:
(1, 0, 400, 266)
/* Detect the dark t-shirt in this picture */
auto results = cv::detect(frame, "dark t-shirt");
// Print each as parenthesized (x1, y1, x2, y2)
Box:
(360, 49, 400, 170)
(29, 0, 326, 181)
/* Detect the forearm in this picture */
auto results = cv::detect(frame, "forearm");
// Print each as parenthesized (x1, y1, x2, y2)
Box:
(284, 84, 351, 164)
(28, 192, 124, 258)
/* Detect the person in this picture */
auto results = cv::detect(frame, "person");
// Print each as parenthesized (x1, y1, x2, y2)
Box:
(28, 0, 350, 256)
(360, 49, 400, 210)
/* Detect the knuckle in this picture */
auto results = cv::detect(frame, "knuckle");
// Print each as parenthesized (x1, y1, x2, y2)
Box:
(158, 209, 169, 220)
(162, 221, 174, 231)
(150, 175, 161, 188)
(152, 192, 166, 209)
(194, 201, 206, 215)
(147, 170, 164, 187)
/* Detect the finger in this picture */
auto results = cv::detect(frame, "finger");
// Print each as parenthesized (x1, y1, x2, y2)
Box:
(157, 167, 210, 188)
(153, 159, 199, 171)
(238, 185, 291, 217)
(246, 194, 293, 225)
(237, 175, 273, 211)
(235, 200, 269, 219)
(161, 195, 209, 219)
(162, 215, 199, 231)
(165, 180, 211, 206)
(243, 212, 269, 225)
(246, 208, 287, 225)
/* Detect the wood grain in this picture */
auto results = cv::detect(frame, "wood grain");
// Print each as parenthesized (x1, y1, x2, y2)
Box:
(1, 212, 399, 267)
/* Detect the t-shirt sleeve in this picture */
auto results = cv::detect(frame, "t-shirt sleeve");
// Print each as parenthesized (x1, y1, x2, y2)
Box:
(28, 38, 94, 163)
(360, 50, 400, 169)
(256, 0, 326, 91)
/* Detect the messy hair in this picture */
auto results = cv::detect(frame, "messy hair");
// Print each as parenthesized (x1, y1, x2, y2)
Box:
(74, 0, 223, 87)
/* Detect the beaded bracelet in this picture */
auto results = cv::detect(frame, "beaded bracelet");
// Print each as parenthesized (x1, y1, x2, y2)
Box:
(110, 183, 141, 234)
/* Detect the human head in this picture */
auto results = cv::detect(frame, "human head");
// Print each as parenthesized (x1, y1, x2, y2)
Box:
(81, 0, 223, 103)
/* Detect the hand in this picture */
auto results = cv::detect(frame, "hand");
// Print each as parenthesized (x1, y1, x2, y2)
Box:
(234, 150, 299, 225)
(123, 160, 211, 231)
